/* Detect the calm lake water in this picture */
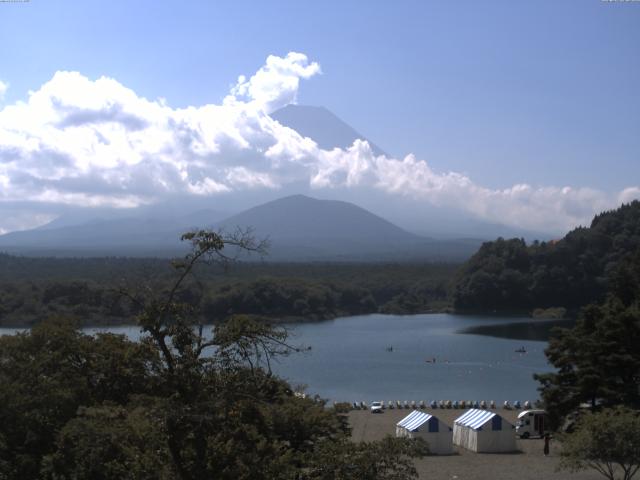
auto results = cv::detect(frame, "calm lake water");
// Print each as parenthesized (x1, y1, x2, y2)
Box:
(0, 314, 570, 403)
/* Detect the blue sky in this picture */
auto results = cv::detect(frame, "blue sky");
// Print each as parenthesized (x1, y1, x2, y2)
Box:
(0, 0, 639, 234)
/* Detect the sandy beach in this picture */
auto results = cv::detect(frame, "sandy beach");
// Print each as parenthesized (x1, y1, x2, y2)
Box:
(349, 408, 602, 480)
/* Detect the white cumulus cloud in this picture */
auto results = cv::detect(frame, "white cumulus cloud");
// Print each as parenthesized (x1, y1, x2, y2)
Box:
(311, 145, 636, 233)
(0, 59, 314, 209)
(224, 52, 321, 114)
(0, 51, 637, 236)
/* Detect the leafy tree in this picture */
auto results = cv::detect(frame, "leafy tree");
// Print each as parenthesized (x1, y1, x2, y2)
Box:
(535, 250, 640, 428)
(0, 318, 157, 479)
(305, 436, 428, 480)
(41, 404, 171, 480)
(559, 407, 640, 480)
(116, 229, 423, 479)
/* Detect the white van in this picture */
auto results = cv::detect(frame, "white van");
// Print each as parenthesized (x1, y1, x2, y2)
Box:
(515, 409, 548, 439)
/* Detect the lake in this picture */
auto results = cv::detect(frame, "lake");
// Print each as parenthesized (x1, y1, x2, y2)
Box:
(0, 314, 569, 404)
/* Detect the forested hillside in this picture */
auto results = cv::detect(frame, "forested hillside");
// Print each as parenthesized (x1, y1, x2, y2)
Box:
(535, 248, 640, 427)
(453, 201, 640, 313)
(0, 256, 454, 327)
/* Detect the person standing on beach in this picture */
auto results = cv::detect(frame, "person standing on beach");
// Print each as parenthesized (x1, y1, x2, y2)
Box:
(543, 433, 550, 456)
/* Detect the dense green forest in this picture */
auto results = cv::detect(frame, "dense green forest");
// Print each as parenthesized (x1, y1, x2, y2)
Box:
(0, 254, 455, 327)
(453, 201, 640, 313)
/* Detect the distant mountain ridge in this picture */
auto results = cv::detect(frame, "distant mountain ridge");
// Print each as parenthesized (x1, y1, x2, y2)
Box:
(0, 194, 480, 261)
(0, 209, 226, 257)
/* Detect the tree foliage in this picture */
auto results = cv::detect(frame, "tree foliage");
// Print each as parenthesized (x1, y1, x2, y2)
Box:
(304, 436, 429, 480)
(0, 318, 158, 479)
(0, 254, 455, 328)
(0, 229, 427, 479)
(535, 249, 640, 428)
(453, 201, 640, 312)
(559, 407, 640, 480)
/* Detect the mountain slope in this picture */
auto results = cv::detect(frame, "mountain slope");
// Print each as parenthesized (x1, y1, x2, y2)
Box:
(271, 105, 387, 156)
(219, 194, 416, 242)
(0, 210, 225, 256)
(0, 194, 480, 260)
(217, 195, 478, 261)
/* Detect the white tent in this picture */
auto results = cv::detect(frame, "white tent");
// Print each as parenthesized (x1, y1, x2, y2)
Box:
(396, 410, 453, 455)
(453, 409, 516, 453)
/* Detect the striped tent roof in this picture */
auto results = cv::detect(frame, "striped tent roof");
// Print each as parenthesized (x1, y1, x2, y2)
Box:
(397, 410, 433, 432)
(454, 409, 497, 430)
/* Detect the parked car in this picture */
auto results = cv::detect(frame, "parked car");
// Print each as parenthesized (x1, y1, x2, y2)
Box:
(370, 401, 383, 413)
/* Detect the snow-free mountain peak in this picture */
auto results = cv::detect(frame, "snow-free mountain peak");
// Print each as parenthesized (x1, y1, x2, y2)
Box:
(0, 194, 480, 260)
(217, 194, 419, 242)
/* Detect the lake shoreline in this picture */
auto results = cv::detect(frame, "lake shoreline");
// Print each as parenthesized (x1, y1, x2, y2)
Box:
(0, 310, 570, 332)
(0, 302, 578, 330)
(1, 313, 554, 402)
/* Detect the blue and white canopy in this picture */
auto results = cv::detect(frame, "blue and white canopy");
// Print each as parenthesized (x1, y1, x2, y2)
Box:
(397, 410, 433, 432)
(455, 409, 497, 430)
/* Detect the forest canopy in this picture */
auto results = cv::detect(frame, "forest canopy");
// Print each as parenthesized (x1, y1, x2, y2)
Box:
(0, 258, 454, 328)
(453, 201, 640, 313)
